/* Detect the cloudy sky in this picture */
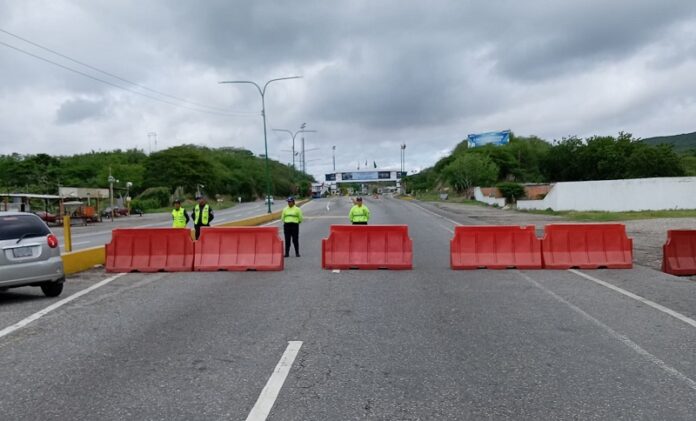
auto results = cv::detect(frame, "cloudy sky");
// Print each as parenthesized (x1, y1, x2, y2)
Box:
(2, 0, 696, 180)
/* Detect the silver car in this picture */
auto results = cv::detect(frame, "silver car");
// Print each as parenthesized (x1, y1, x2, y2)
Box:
(0, 212, 65, 297)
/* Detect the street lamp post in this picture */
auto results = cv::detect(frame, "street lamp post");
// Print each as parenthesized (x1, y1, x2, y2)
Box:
(272, 126, 317, 170)
(332, 145, 336, 171)
(220, 76, 302, 213)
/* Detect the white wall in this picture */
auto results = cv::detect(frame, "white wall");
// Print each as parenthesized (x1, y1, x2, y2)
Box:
(474, 187, 506, 207)
(517, 177, 696, 211)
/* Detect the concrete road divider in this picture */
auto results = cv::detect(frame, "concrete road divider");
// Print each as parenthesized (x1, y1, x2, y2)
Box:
(194, 227, 284, 271)
(662, 230, 696, 276)
(542, 224, 633, 269)
(322, 225, 413, 270)
(106, 228, 195, 272)
(450, 225, 542, 269)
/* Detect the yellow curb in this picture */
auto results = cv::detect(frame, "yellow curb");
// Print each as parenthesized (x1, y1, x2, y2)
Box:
(61, 245, 105, 275)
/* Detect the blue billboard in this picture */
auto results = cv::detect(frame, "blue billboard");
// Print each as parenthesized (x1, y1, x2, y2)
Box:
(467, 130, 511, 148)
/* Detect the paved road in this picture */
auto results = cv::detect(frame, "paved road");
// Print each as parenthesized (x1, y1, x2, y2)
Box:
(53, 201, 281, 252)
(2, 197, 696, 419)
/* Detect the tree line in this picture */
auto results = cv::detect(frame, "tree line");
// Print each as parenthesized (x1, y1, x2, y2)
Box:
(405, 132, 696, 195)
(0, 145, 315, 206)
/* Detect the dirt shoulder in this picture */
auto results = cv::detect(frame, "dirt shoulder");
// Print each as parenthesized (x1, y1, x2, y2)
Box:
(415, 200, 696, 278)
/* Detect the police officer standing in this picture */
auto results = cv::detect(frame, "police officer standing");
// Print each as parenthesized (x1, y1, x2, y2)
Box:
(193, 196, 214, 240)
(281, 197, 303, 257)
(349, 197, 370, 224)
(171, 199, 190, 228)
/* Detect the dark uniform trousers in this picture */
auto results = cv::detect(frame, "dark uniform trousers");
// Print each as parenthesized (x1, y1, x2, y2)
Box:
(284, 222, 300, 256)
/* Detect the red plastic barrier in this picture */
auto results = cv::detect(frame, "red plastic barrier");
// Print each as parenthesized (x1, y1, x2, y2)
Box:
(450, 225, 542, 269)
(322, 225, 413, 270)
(106, 228, 194, 272)
(662, 230, 696, 276)
(194, 227, 284, 271)
(541, 224, 633, 269)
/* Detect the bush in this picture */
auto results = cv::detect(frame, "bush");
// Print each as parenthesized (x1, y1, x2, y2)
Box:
(130, 198, 161, 211)
(136, 187, 171, 208)
(497, 182, 525, 204)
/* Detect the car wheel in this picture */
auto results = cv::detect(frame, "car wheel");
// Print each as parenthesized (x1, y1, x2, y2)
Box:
(41, 282, 64, 297)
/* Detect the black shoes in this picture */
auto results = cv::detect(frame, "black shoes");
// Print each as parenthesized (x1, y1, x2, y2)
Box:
(284, 253, 300, 257)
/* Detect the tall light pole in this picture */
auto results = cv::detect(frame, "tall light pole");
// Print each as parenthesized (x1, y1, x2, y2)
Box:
(272, 126, 316, 169)
(220, 76, 302, 213)
(400, 144, 406, 193)
(332, 145, 336, 171)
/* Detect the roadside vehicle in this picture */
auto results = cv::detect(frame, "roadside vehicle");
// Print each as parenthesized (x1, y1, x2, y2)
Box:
(0, 212, 65, 297)
(34, 210, 57, 223)
(265, 196, 275, 205)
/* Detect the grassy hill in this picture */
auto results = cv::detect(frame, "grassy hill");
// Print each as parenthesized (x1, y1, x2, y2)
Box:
(642, 132, 696, 152)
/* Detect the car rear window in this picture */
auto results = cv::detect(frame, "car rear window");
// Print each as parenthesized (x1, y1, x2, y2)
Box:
(0, 215, 51, 241)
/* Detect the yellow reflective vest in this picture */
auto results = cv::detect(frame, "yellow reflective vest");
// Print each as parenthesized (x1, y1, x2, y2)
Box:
(171, 208, 187, 228)
(349, 204, 370, 223)
(282, 205, 303, 224)
(193, 204, 210, 225)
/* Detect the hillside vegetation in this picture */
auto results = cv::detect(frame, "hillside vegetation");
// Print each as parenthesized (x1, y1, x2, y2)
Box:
(0, 145, 315, 205)
(642, 131, 696, 152)
(406, 132, 696, 194)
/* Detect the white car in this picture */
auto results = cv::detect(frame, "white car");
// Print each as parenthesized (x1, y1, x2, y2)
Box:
(265, 196, 275, 205)
(0, 212, 65, 297)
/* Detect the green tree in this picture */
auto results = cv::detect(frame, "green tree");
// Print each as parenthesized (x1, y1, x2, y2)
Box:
(442, 154, 498, 194)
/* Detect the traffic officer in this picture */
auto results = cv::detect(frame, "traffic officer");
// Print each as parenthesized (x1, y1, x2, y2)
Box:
(171, 199, 190, 228)
(349, 197, 370, 224)
(192, 196, 214, 240)
(281, 196, 303, 257)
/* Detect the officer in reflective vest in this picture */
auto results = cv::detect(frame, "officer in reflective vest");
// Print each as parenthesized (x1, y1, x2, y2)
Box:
(171, 199, 190, 228)
(193, 196, 214, 240)
(281, 196, 303, 257)
(349, 196, 370, 224)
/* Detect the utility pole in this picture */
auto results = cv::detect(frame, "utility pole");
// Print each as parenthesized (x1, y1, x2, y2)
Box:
(332, 145, 336, 171)
(301, 135, 305, 173)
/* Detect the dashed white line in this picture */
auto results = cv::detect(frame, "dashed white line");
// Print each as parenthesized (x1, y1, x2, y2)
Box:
(0, 273, 127, 340)
(517, 271, 696, 392)
(569, 269, 696, 329)
(245, 341, 303, 421)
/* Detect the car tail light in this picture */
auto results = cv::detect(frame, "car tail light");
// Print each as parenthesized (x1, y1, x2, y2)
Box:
(47, 234, 59, 248)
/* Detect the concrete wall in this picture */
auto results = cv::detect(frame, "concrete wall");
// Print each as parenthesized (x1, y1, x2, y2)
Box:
(517, 177, 696, 211)
(474, 187, 506, 207)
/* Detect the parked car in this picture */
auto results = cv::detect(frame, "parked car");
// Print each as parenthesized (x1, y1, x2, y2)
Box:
(265, 196, 275, 205)
(0, 212, 65, 297)
(34, 210, 57, 223)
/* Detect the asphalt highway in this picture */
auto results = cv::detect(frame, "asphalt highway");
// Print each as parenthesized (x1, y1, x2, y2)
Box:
(2, 197, 696, 420)
(53, 201, 281, 252)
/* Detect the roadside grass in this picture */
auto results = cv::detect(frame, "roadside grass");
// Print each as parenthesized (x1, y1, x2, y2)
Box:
(412, 192, 486, 206)
(143, 197, 238, 214)
(517, 208, 696, 221)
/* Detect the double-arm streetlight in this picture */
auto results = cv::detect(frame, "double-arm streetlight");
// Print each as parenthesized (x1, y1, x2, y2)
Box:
(272, 126, 317, 170)
(219, 76, 301, 213)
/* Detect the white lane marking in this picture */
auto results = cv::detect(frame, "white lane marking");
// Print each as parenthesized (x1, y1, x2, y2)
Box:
(71, 241, 91, 246)
(569, 269, 696, 329)
(332, 269, 340, 273)
(403, 200, 456, 234)
(245, 341, 303, 421)
(0, 273, 127, 340)
(517, 271, 696, 392)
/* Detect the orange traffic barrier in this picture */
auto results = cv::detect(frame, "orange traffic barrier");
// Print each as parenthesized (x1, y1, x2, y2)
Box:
(450, 225, 542, 269)
(541, 224, 633, 269)
(322, 225, 413, 270)
(106, 228, 194, 272)
(662, 230, 696, 276)
(194, 227, 284, 271)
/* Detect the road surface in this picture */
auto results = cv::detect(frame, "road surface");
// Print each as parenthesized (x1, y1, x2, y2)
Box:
(2, 196, 696, 419)
(53, 201, 281, 252)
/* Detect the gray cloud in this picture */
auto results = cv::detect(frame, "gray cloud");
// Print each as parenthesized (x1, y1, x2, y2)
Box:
(1, 0, 696, 179)
(55, 97, 108, 125)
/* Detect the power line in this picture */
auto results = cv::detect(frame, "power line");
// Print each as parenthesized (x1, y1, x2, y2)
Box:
(0, 27, 245, 115)
(0, 37, 258, 117)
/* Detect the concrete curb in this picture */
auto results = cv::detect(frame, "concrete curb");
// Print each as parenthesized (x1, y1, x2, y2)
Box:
(61, 199, 311, 275)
